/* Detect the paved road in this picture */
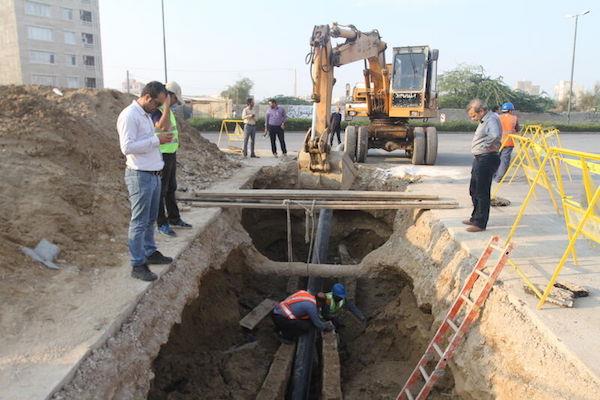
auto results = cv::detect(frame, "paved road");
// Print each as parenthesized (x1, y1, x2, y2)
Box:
(200, 131, 598, 168)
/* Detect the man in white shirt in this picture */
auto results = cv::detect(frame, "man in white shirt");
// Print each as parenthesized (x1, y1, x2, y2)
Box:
(117, 81, 174, 281)
(241, 97, 258, 158)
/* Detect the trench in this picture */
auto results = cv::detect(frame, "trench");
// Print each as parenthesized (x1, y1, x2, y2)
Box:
(148, 165, 458, 399)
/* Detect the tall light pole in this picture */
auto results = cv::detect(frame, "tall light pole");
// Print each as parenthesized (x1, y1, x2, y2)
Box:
(565, 10, 590, 123)
(161, 0, 168, 82)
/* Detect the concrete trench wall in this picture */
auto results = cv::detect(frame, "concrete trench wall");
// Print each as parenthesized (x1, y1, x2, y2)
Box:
(52, 211, 252, 400)
(361, 209, 600, 400)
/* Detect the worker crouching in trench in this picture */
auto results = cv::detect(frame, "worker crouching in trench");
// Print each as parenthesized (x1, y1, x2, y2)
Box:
(270, 284, 366, 344)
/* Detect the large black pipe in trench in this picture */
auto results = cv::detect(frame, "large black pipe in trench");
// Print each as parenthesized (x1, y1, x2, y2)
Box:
(290, 209, 333, 400)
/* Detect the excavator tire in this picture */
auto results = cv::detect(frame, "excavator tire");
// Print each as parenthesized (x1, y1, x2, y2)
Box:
(356, 126, 369, 163)
(344, 126, 357, 162)
(411, 127, 426, 165)
(425, 126, 438, 165)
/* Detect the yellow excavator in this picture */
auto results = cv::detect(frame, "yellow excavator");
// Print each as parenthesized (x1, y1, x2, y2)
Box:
(298, 23, 439, 189)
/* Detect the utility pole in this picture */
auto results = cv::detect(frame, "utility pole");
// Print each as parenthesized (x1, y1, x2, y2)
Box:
(566, 10, 590, 123)
(294, 68, 297, 97)
(126, 70, 130, 94)
(161, 0, 168, 82)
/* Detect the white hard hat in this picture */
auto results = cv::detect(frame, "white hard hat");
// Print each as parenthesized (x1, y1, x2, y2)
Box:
(165, 81, 182, 104)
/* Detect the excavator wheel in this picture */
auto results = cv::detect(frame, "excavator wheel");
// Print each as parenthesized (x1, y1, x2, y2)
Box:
(425, 126, 438, 165)
(411, 127, 426, 165)
(356, 126, 369, 163)
(344, 126, 357, 162)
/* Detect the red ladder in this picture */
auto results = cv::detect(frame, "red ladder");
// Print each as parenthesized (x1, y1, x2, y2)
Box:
(396, 236, 513, 400)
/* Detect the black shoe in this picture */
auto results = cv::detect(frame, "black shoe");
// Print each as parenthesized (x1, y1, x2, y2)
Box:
(170, 219, 192, 229)
(131, 264, 158, 281)
(250, 154, 259, 158)
(147, 250, 173, 265)
(276, 331, 294, 345)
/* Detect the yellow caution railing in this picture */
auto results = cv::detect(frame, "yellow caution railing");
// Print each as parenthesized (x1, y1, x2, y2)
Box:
(217, 119, 245, 148)
(505, 145, 600, 309)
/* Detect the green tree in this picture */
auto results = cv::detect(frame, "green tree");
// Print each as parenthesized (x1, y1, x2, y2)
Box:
(577, 84, 600, 112)
(259, 95, 311, 105)
(220, 78, 254, 104)
(438, 65, 555, 112)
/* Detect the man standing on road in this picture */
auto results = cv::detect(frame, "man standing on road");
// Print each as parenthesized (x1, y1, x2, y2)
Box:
(494, 102, 520, 183)
(152, 81, 192, 238)
(117, 81, 174, 281)
(329, 106, 342, 146)
(265, 99, 287, 157)
(242, 98, 258, 158)
(464, 99, 501, 233)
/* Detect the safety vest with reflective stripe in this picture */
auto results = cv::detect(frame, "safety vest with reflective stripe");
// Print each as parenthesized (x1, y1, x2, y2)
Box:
(499, 113, 518, 148)
(325, 292, 345, 316)
(279, 290, 316, 320)
(156, 107, 179, 154)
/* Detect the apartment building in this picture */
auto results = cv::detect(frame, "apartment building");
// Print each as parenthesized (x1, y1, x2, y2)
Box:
(0, 0, 103, 89)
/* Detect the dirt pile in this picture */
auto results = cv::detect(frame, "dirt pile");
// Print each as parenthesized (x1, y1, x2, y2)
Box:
(0, 85, 238, 282)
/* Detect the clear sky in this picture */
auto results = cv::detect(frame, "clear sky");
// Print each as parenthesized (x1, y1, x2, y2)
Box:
(99, 0, 598, 100)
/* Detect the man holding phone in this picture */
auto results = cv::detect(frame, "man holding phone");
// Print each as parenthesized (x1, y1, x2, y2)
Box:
(117, 81, 174, 281)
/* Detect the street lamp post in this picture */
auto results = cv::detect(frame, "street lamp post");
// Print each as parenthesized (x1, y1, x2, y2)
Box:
(566, 10, 590, 123)
(161, 0, 168, 82)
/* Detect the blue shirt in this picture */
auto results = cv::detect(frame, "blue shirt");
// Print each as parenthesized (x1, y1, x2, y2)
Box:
(273, 300, 327, 330)
(471, 111, 502, 155)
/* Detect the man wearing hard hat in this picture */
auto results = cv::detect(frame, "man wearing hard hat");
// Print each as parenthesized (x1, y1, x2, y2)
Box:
(152, 81, 192, 237)
(322, 283, 367, 327)
(495, 102, 520, 182)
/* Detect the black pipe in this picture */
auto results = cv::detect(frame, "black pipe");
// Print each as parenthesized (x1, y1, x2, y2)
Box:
(290, 209, 333, 400)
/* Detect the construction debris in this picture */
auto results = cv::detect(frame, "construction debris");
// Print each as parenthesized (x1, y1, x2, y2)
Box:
(20, 239, 61, 270)
(239, 298, 278, 330)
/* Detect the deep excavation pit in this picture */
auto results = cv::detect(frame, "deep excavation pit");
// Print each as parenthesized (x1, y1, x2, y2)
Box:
(149, 201, 457, 398)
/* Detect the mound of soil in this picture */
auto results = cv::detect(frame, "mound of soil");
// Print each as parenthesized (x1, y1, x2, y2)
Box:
(0, 85, 239, 284)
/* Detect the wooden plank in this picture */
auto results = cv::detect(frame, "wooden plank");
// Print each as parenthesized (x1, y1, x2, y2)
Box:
(321, 331, 343, 400)
(239, 298, 278, 330)
(256, 343, 296, 400)
(189, 189, 440, 200)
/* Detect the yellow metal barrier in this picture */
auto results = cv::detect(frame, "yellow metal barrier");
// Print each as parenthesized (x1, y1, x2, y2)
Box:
(217, 119, 245, 148)
(505, 146, 600, 309)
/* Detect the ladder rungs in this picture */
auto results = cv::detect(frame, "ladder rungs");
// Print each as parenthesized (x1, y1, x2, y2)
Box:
(474, 269, 490, 279)
(489, 244, 505, 252)
(446, 318, 459, 333)
(432, 342, 445, 358)
(418, 366, 430, 381)
(460, 294, 474, 307)
(405, 388, 415, 400)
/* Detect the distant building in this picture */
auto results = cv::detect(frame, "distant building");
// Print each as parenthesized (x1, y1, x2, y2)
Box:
(515, 81, 540, 96)
(554, 80, 584, 103)
(122, 78, 145, 96)
(0, 0, 104, 89)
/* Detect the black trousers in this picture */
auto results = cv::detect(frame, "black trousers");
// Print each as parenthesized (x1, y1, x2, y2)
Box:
(268, 125, 287, 155)
(271, 313, 311, 340)
(157, 152, 180, 226)
(329, 126, 341, 145)
(469, 152, 500, 229)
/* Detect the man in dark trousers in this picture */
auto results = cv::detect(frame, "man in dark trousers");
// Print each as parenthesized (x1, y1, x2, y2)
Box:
(152, 81, 192, 237)
(464, 99, 501, 232)
(329, 106, 342, 146)
(264, 99, 287, 157)
(271, 290, 334, 344)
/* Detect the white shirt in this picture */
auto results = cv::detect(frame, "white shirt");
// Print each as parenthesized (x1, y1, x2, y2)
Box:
(117, 100, 164, 171)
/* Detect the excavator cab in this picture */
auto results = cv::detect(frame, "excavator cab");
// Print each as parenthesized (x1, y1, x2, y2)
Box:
(388, 46, 438, 119)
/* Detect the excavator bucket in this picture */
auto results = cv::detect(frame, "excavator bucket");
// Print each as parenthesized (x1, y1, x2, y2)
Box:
(297, 130, 357, 190)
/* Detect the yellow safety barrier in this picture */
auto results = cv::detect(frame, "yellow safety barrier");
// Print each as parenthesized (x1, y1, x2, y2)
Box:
(217, 119, 245, 148)
(493, 125, 572, 210)
(505, 147, 600, 309)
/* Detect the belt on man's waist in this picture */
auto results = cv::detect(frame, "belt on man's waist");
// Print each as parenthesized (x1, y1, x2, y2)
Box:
(474, 151, 499, 158)
(130, 169, 162, 176)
